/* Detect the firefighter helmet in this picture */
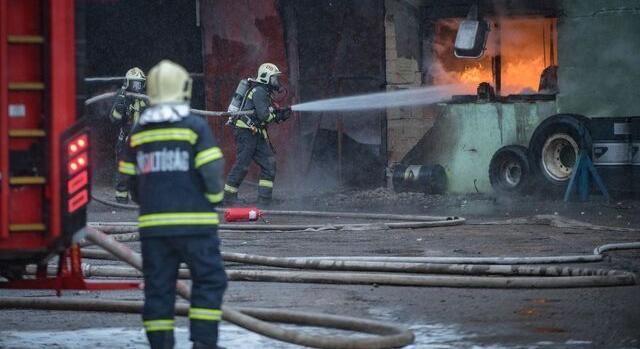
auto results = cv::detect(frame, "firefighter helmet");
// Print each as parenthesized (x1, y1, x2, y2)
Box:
(146, 60, 192, 105)
(124, 67, 146, 92)
(125, 67, 146, 81)
(256, 63, 281, 86)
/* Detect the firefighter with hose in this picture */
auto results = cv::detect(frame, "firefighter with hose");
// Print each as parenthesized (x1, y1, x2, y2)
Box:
(223, 63, 291, 206)
(109, 67, 148, 203)
(118, 60, 227, 349)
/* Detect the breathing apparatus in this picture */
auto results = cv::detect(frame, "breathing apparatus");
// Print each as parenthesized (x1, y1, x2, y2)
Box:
(226, 63, 290, 131)
(124, 67, 146, 93)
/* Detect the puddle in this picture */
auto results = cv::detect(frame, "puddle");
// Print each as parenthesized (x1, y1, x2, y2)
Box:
(0, 321, 593, 349)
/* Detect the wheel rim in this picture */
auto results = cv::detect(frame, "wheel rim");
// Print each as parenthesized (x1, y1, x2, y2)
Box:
(541, 133, 578, 182)
(500, 159, 522, 187)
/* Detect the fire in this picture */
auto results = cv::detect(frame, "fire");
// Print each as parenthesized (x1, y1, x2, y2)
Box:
(459, 63, 493, 86)
(502, 56, 546, 94)
(431, 18, 557, 95)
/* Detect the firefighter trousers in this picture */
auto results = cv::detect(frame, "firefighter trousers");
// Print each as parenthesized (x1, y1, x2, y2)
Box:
(114, 135, 130, 200)
(141, 233, 227, 349)
(225, 127, 276, 200)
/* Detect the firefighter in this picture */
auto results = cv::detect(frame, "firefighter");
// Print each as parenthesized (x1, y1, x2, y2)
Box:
(224, 63, 291, 206)
(118, 60, 227, 349)
(109, 67, 148, 203)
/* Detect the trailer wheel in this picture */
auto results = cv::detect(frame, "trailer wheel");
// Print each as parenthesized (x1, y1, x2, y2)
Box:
(528, 114, 592, 188)
(489, 145, 531, 194)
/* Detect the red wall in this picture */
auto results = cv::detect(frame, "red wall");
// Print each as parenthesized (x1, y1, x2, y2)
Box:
(200, 0, 298, 185)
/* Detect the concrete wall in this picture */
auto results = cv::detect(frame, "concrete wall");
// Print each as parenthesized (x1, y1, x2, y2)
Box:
(384, 0, 438, 164)
(557, 0, 640, 117)
(405, 100, 556, 193)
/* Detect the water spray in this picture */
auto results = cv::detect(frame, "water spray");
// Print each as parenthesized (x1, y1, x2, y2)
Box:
(85, 85, 463, 116)
(290, 85, 463, 112)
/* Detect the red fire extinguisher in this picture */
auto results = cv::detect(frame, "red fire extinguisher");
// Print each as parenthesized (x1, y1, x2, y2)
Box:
(224, 207, 262, 222)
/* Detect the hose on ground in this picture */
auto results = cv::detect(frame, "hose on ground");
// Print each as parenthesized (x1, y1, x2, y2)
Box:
(74, 242, 640, 288)
(90, 194, 138, 210)
(80, 219, 639, 266)
(0, 297, 413, 349)
(32, 262, 634, 289)
(79, 227, 415, 349)
(86, 210, 465, 235)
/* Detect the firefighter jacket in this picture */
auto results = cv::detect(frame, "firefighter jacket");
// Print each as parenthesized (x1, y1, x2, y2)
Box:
(232, 83, 277, 138)
(118, 109, 224, 238)
(109, 88, 148, 138)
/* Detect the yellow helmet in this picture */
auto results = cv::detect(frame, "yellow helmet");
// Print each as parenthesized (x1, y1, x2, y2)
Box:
(256, 63, 281, 85)
(146, 60, 192, 105)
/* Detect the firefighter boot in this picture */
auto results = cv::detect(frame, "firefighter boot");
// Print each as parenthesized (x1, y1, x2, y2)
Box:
(222, 192, 238, 206)
(146, 331, 174, 349)
(115, 190, 129, 204)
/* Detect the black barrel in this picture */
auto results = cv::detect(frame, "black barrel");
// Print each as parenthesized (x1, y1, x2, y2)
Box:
(392, 164, 447, 194)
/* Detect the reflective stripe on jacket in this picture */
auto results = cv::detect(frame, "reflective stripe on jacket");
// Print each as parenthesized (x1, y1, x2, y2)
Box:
(118, 113, 224, 238)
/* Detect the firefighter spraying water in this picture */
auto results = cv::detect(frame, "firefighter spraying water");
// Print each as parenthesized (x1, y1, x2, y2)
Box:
(223, 63, 292, 207)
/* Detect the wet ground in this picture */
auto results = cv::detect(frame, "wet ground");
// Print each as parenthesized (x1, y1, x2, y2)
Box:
(1, 186, 639, 348)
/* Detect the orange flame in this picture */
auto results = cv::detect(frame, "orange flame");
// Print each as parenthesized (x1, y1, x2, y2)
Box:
(432, 18, 557, 95)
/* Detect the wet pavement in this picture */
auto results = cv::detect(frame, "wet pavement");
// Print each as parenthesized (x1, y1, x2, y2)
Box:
(1, 186, 639, 348)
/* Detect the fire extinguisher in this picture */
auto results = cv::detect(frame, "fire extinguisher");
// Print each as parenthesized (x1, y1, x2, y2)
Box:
(224, 207, 262, 222)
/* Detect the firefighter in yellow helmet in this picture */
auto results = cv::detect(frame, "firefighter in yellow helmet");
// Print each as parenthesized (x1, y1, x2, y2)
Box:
(109, 67, 148, 203)
(224, 62, 291, 206)
(118, 60, 227, 349)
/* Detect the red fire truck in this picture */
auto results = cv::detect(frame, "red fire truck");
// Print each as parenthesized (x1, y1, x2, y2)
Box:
(0, 0, 133, 292)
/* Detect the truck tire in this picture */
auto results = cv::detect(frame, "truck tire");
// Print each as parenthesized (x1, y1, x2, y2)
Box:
(489, 145, 531, 194)
(528, 114, 592, 189)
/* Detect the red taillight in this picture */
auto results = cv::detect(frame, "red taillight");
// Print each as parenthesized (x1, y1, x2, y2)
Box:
(68, 189, 89, 213)
(68, 170, 88, 194)
(68, 153, 89, 176)
(65, 132, 90, 213)
(67, 134, 88, 157)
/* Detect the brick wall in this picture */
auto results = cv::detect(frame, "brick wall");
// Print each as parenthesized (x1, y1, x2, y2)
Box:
(385, 0, 436, 164)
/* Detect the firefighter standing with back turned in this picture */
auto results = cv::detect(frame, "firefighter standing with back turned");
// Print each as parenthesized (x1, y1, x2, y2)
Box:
(118, 60, 227, 349)
(109, 67, 148, 203)
(223, 63, 291, 206)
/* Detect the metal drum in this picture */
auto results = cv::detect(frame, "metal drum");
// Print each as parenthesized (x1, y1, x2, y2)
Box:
(392, 164, 447, 194)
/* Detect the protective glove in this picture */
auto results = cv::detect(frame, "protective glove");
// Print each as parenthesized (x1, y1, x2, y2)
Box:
(274, 107, 292, 123)
(109, 88, 128, 124)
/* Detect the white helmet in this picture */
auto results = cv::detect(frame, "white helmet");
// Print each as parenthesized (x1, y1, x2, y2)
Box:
(256, 63, 281, 87)
(124, 67, 146, 91)
(146, 60, 192, 105)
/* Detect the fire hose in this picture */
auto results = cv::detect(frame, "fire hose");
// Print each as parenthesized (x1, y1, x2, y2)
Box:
(0, 297, 413, 349)
(76, 243, 638, 288)
(4, 227, 415, 349)
(85, 91, 253, 118)
(8, 223, 639, 347)
(86, 210, 465, 234)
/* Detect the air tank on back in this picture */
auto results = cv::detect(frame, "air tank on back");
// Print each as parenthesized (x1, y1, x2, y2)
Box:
(227, 79, 252, 112)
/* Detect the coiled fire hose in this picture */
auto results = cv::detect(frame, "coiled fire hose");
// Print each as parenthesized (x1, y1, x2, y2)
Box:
(4, 227, 415, 349)
(6, 212, 639, 347)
